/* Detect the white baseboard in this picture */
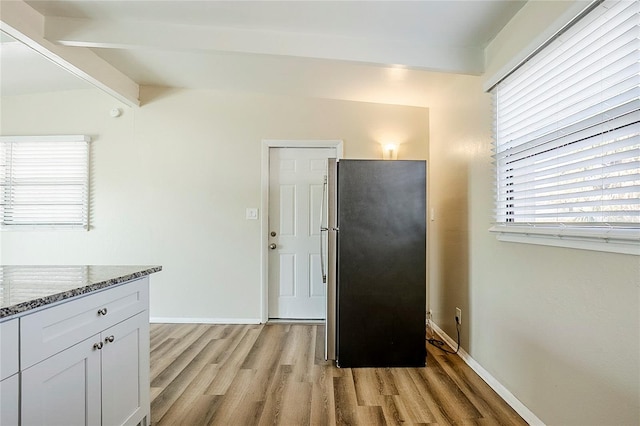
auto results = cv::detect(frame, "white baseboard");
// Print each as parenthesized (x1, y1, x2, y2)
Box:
(149, 317, 262, 324)
(430, 322, 545, 426)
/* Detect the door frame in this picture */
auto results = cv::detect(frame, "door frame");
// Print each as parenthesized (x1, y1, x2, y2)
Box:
(260, 140, 344, 323)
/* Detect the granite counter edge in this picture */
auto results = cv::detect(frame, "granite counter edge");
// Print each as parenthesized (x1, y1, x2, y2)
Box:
(0, 266, 162, 319)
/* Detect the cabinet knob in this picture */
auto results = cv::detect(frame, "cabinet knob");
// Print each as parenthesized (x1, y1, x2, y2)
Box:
(93, 342, 104, 350)
(105, 335, 115, 343)
(97, 308, 108, 316)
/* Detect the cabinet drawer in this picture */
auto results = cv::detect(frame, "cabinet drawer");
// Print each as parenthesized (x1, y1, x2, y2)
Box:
(21, 277, 149, 369)
(0, 319, 19, 380)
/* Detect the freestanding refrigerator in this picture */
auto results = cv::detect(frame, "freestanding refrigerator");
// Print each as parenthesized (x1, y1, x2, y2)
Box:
(322, 159, 426, 368)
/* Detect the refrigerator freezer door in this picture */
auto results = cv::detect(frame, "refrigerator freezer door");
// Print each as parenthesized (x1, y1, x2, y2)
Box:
(336, 160, 426, 368)
(324, 158, 338, 361)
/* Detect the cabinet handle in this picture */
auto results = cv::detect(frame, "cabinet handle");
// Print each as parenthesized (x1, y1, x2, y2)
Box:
(105, 335, 115, 343)
(93, 342, 104, 350)
(97, 308, 108, 316)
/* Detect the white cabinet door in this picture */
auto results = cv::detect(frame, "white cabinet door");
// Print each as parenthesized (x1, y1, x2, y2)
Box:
(101, 312, 150, 426)
(0, 319, 19, 380)
(22, 335, 102, 426)
(0, 319, 19, 426)
(0, 374, 19, 426)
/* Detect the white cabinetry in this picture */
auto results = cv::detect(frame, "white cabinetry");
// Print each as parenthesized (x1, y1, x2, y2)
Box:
(3, 277, 150, 426)
(0, 318, 19, 426)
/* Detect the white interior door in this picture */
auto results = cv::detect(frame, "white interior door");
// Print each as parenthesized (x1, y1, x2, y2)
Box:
(268, 147, 335, 319)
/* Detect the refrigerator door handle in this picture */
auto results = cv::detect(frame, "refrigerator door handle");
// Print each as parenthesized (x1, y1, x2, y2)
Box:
(320, 175, 328, 284)
(325, 158, 337, 361)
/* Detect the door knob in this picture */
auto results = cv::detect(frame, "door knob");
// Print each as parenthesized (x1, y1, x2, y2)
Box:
(269, 243, 277, 250)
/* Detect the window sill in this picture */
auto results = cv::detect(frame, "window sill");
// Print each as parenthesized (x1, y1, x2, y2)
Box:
(489, 225, 640, 256)
(1, 225, 88, 231)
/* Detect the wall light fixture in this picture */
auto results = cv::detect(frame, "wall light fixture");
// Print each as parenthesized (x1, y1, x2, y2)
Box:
(382, 143, 399, 160)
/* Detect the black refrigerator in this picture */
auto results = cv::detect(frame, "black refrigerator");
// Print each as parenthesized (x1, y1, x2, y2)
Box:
(322, 159, 426, 368)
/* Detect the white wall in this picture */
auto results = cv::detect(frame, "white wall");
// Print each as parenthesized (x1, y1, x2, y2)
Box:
(427, 1, 639, 424)
(0, 86, 428, 322)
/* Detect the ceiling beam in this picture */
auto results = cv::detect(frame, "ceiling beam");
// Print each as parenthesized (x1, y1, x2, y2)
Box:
(45, 16, 483, 75)
(0, 0, 140, 106)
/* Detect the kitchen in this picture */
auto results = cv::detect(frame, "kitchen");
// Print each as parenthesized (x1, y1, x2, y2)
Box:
(1, 1, 638, 425)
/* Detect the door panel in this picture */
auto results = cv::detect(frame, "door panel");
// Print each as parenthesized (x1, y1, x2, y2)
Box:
(21, 336, 101, 426)
(102, 311, 149, 426)
(268, 147, 335, 319)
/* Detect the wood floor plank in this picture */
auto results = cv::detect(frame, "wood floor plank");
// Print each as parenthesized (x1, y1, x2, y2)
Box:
(256, 364, 293, 426)
(393, 368, 438, 424)
(151, 336, 225, 422)
(377, 368, 400, 395)
(241, 323, 288, 370)
(408, 367, 457, 425)
(352, 368, 383, 406)
(415, 359, 483, 422)
(206, 368, 256, 425)
(179, 395, 223, 426)
(356, 405, 386, 425)
(333, 371, 359, 425)
(279, 380, 313, 425)
(149, 323, 527, 426)
(149, 323, 179, 351)
(205, 326, 260, 395)
(150, 324, 211, 383)
(208, 325, 249, 364)
(288, 325, 316, 383)
(240, 326, 288, 396)
(431, 351, 527, 425)
(151, 326, 220, 388)
(310, 366, 335, 426)
(156, 363, 219, 425)
(379, 394, 413, 425)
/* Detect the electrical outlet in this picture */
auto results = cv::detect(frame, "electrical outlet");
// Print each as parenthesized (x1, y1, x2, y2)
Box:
(427, 309, 433, 320)
(456, 307, 462, 324)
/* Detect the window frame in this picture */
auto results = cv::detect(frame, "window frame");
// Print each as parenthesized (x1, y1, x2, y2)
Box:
(489, 0, 640, 256)
(0, 135, 91, 231)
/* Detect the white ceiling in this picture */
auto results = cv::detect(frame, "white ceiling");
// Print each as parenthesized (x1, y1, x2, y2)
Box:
(1, 0, 528, 106)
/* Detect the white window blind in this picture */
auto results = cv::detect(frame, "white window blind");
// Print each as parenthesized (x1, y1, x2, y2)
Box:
(491, 0, 640, 248)
(0, 135, 91, 229)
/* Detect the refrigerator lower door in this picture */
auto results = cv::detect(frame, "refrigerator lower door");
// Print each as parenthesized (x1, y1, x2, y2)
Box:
(325, 158, 338, 361)
(336, 160, 426, 368)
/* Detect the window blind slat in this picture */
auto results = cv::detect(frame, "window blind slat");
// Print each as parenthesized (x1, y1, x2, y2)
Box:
(495, 124, 638, 166)
(499, 168, 639, 199)
(497, 142, 640, 187)
(495, 108, 639, 161)
(495, 197, 640, 216)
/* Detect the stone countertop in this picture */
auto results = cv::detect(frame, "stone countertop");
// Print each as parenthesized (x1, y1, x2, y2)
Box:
(0, 265, 162, 319)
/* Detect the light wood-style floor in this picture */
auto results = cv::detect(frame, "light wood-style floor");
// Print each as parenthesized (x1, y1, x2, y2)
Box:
(149, 323, 527, 425)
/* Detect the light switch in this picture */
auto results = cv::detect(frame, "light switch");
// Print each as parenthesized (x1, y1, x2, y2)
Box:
(430, 208, 435, 222)
(246, 208, 259, 220)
